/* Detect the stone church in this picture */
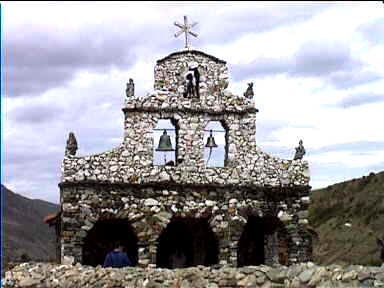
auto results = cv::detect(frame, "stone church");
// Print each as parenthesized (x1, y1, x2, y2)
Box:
(57, 19, 312, 268)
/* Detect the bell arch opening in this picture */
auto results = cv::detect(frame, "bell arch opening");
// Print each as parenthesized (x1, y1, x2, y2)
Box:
(153, 119, 179, 166)
(237, 215, 288, 267)
(82, 218, 138, 267)
(204, 120, 227, 167)
(156, 216, 219, 268)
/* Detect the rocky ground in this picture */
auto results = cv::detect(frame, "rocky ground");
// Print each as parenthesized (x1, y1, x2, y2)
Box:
(4, 262, 384, 288)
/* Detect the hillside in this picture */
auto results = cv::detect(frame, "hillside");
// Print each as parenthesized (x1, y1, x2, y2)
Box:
(309, 171, 384, 266)
(1, 185, 60, 263)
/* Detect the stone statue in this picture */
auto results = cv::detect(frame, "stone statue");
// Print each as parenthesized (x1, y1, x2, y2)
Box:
(190, 63, 200, 98)
(183, 62, 200, 99)
(126, 78, 134, 98)
(65, 132, 78, 156)
(294, 140, 305, 160)
(243, 82, 254, 99)
(184, 71, 195, 98)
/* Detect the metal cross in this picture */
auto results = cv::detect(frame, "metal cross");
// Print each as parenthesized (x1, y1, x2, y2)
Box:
(174, 15, 198, 49)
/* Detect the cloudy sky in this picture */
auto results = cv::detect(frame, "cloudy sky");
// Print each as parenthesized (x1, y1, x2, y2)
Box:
(2, 1, 384, 204)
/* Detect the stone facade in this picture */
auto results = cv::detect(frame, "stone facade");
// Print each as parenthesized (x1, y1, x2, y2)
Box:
(59, 49, 312, 268)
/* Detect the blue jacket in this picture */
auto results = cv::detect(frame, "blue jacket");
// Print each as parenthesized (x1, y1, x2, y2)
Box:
(103, 251, 133, 268)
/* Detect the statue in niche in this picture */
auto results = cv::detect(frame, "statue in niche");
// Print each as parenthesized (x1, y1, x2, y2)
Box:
(65, 132, 78, 156)
(183, 62, 200, 99)
(244, 82, 254, 99)
(126, 78, 134, 98)
(184, 72, 195, 98)
(293, 140, 305, 160)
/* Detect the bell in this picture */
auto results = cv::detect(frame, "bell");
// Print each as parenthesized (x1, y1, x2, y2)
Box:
(156, 130, 175, 151)
(205, 130, 218, 148)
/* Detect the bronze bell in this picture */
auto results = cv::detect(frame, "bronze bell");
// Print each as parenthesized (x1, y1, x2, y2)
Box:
(205, 130, 218, 148)
(156, 130, 175, 151)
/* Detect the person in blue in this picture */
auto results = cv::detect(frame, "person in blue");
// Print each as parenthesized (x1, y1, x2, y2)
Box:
(103, 240, 133, 268)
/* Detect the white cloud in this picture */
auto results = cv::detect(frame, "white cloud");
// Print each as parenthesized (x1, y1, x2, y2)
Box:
(4, 2, 384, 202)
(309, 150, 384, 169)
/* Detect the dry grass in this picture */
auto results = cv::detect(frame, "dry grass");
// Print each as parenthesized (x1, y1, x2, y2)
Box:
(309, 171, 384, 266)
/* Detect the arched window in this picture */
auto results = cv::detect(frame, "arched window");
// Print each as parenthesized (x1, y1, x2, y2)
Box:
(204, 121, 227, 167)
(153, 119, 178, 166)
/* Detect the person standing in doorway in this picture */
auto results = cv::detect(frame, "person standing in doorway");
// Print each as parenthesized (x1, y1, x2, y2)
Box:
(103, 240, 133, 268)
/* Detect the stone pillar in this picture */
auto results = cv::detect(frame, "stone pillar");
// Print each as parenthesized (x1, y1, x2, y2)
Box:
(264, 232, 279, 266)
(73, 245, 83, 265)
(228, 217, 247, 267)
(132, 219, 156, 268)
(218, 237, 231, 265)
(61, 242, 76, 265)
(137, 245, 152, 267)
(149, 243, 157, 266)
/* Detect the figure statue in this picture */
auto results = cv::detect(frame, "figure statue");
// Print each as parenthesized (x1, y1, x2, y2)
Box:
(190, 62, 200, 98)
(244, 82, 254, 99)
(183, 62, 200, 99)
(65, 132, 78, 156)
(126, 78, 134, 98)
(294, 140, 305, 160)
(183, 71, 195, 98)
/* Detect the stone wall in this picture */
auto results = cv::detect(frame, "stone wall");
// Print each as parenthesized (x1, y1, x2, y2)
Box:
(6, 262, 384, 288)
(59, 49, 312, 268)
(59, 183, 311, 267)
(154, 50, 228, 93)
(61, 148, 310, 189)
(61, 114, 309, 187)
(61, 49, 310, 187)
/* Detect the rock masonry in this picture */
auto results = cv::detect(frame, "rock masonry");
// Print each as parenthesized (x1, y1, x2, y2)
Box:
(59, 49, 312, 268)
(6, 262, 384, 288)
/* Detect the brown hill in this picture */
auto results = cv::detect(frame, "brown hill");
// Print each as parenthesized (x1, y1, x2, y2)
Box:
(309, 171, 384, 266)
(1, 185, 60, 264)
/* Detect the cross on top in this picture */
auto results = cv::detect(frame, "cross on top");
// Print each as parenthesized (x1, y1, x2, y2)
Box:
(174, 15, 198, 50)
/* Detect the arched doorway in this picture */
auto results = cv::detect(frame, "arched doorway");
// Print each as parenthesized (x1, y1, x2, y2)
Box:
(156, 217, 219, 268)
(237, 215, 288, 267)
(82, 218, 138, 267)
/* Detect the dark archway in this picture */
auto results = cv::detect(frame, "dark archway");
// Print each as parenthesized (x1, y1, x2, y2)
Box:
(156, 217, 219, 268)
(237, 216, 265, 267)
(82, 219, 138, 267)
(237, 215, 289, 267)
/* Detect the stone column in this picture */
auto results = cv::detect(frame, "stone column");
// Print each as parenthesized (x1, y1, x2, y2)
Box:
(137, 244, 152, 267)
(228, 217, 247, 267)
